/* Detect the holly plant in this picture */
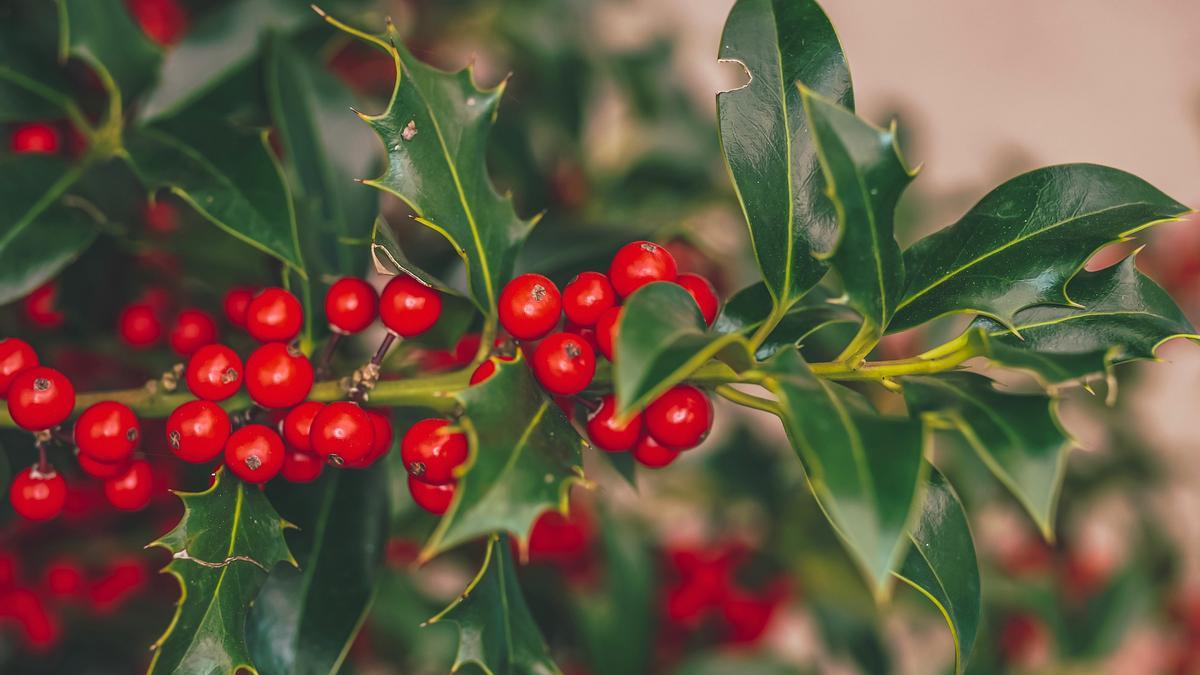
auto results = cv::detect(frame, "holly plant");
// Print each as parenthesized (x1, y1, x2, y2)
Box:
(0, 0, 1194, 673)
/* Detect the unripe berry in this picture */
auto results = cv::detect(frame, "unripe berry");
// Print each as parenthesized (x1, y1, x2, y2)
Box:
(609, 241, 677, 297)
(645, 385, 712, 450)
(585, 395, 642, 452)
(185, 344, 243, 401)
(10, 466, 67, 521)
(7, 367, 75, 431)
(499, 273, 562, 340)
(562, 271, 617, 327)
(103, 460, 154, 511)
(169, 309, 217, 356)
(408, 475, 454, 515)
(379, 275, 442, 337)
(74, 401, 140, 463)
(244, 288, 303, 342)
(531, 332, 596, 396)
(166, 400, 231, 463)
(224, 425, 285, 484)
(325, 277, 379, 334)
(117, 303, 162, 348)
(675, 273, 720, 326)
(245, 342, 313, 409)
(401, 419, 468, 485)
(0, 338, 38, 397)
(310, 402, 375, 466)
(281, 401, 325, 453)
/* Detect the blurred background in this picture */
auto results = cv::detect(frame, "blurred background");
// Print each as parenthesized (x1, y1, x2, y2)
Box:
(2, 0, 1199, 673)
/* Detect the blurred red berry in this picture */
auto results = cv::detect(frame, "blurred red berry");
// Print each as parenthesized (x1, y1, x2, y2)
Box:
(223, 287, 254, 328)
(408, 475, 454, 515)
(103, 459, 154, 511)
(595, 306, 621, 361)
(632, 434, 679, 468)
(125, 0, 188, 45)
(23, 281, 65, 329)
(281, 448, 324, 483)
(10, 122, 60, 154)
(118, 303, 163, 348)
(0, 338, 38, 397)
(169, 309, 217, 356)
(675, 273, 720, 326)
(143, 200, 179, 234)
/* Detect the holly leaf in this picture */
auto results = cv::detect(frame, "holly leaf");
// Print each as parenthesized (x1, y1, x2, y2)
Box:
(247, 464, 390, 675)
(892, 164, 1189, 331)
(615, 281, 752, 415)
(147, 468, 297, 675)
(0, 200, 98, 305)
(57, 0, 161, 99)
(324, 13, 538, 315)
(759, 349, 926, 597)
(717, 0, 852, 310)
(714, 282, 859, 361)
(893, 468, 980, 675)
(0, 1, 77, 121)
(420, 351, 586, 562)
(975, 253, 1198, 386)
(903, 372, 1072, 537)
(424, 535, 560, 675)
(800, 87, 914, 344)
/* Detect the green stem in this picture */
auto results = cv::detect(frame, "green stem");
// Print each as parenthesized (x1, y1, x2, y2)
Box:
(747, 303, 787, 352)
(809, 331, 982, 380)
(715, 385, 778, 414)
(833, 321, 880, 366)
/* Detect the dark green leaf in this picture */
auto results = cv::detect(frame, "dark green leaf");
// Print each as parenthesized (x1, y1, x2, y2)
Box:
(0, 200, 98, 305)
(759, 349, 925, 596)
(0, 2, 76, 121)
(893, 164, 1189, 331)
(715, 282, 859, 361)
(147, 468, 297, 675)
(975, 253, 1197, 385)
(615, 282, 752, 414)
(327, 15, 537, 315)
(716, 0, 852, 309)
(424, 535, 560, 675)
(421, 352, 586, 561)
(0, 155, 87, 249)
(247, 464, 390, 675)
(894, 467, 981, 675)
(800, 88, 913, 341)
(57, 0, 161, 99)
(371, 218, 462, 295)
(903, 372, 1071, 536)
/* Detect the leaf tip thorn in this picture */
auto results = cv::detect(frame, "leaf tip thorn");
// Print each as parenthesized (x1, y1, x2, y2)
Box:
(310, 4, 327, 17)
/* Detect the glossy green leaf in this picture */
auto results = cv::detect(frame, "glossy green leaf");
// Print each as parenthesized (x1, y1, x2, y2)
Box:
(0, 2, 76, 121)
(615, 281, 752, 414)
(147, 468, 297, 675)
(894, 468, 980, 675)
(800, 88, 913, 342)
(714, 282, 859, 361)
(424, 535, 560, 675)
(0, 155, 87, 248)
(326, 15, 537, 315)
(759, 349, 926, 596)
(0, 201, 98, 305)
(123, 125, 305, 272)
(421, 351, 586, 561)
(371, 218, 461, 295)
(893, 164, 1189, 331)
(903, 372, 1071, 537)
(57, 0, 161, 99)
(717, 0, 852, 309)
(975, 253, 1198, 385)
(247, 464, 390, 675)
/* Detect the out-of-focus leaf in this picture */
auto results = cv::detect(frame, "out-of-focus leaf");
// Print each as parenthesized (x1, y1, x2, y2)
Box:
(0, 2, 76, 121)
(57, 0, 161, 99)
(0, 200, 98, 306)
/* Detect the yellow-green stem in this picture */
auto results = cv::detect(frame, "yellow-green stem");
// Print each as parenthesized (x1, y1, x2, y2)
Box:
(715, 385, 778, 414)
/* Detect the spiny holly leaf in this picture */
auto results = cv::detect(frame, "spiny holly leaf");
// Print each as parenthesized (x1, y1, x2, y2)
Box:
(57, 0, 161, 99)
(615, 282, 752, 415)
(974, 253, 1198, 386)
(247, 464, 390, 675)
(903, 372, 1072, 537)
(759, 349, 926, 597)
(714, 281, 859, 361)
(892, 164, 1189, 331)
(147, 468, 296, 675)
(425, 535, 560, 675)
(893, 467, 980, 675)
(717, 0, 852, 311)
(800, 87, 914, 346)
(421, 351, 586, 562)
(324, 12, 537, 315)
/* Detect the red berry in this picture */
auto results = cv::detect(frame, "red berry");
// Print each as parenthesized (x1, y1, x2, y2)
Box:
(143, 200, 178, 234)
(169, 309, 217, 356)
(325, 277, 378, 334)
(379, 275, 442, 337)
(281, 448, 324, 483)
(77, 453, 126, 479)
(401, 418, 468, 485)
(117, 303, 162, 348)
(0, 338, 38, 397)
(9, 466, 67, 521)
(408, 475, 454, 515)
(310, 402, 375, 465)
(346, 408, 394, 468)
(44, 559, 85, 597)
(224, 424, 285, 484)
(499, 273, 562, 340)
(125, 0, 188, 45)
(22, 282, 64, 329)
(632, 434, 680, 468)
(244, 288, 303, 342)
(531, 332, 596, 396)
(223, 287, 254, 328)
(185, 344, 243, 401)
(7, 367, 75, 431)
(74, 401, 140, 463)
(586, 395, 642, 452)
(245, 342, 314, 409)
(103, 460, 153, 511)
(10, 123, 60, 154)
(469, 354, 516, 385)
(166, 400, 231, 463)
(595, 306, 621, 361)
(281, 401, 324, 452)
(645, 385, 712, 450)
(562, 271, 617, 327)
(563, 322, 601, 356)
(453, 333, 482, 364)
(676, 273, 720, 326)
(609, 241, 677, 297)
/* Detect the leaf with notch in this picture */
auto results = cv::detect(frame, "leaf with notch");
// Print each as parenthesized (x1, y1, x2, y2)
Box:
(424, 535, 560, 675)
(615, 282, 752, 414)
(894, 467, 980, 675)
(800, 87, 913, 339)
(714, 281, 859, 361)
(324, 14, 537, 315)
(57, 0, 161, 99)
(420, 351, 585, 562)
(892, 164, 1189, 331)
(717, 0, 852, 310)
(974, 253, 1197, 386)
(147, 468, 297, 675)
(759, 349, 926, 597)
(903, 372, 1072, 537)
